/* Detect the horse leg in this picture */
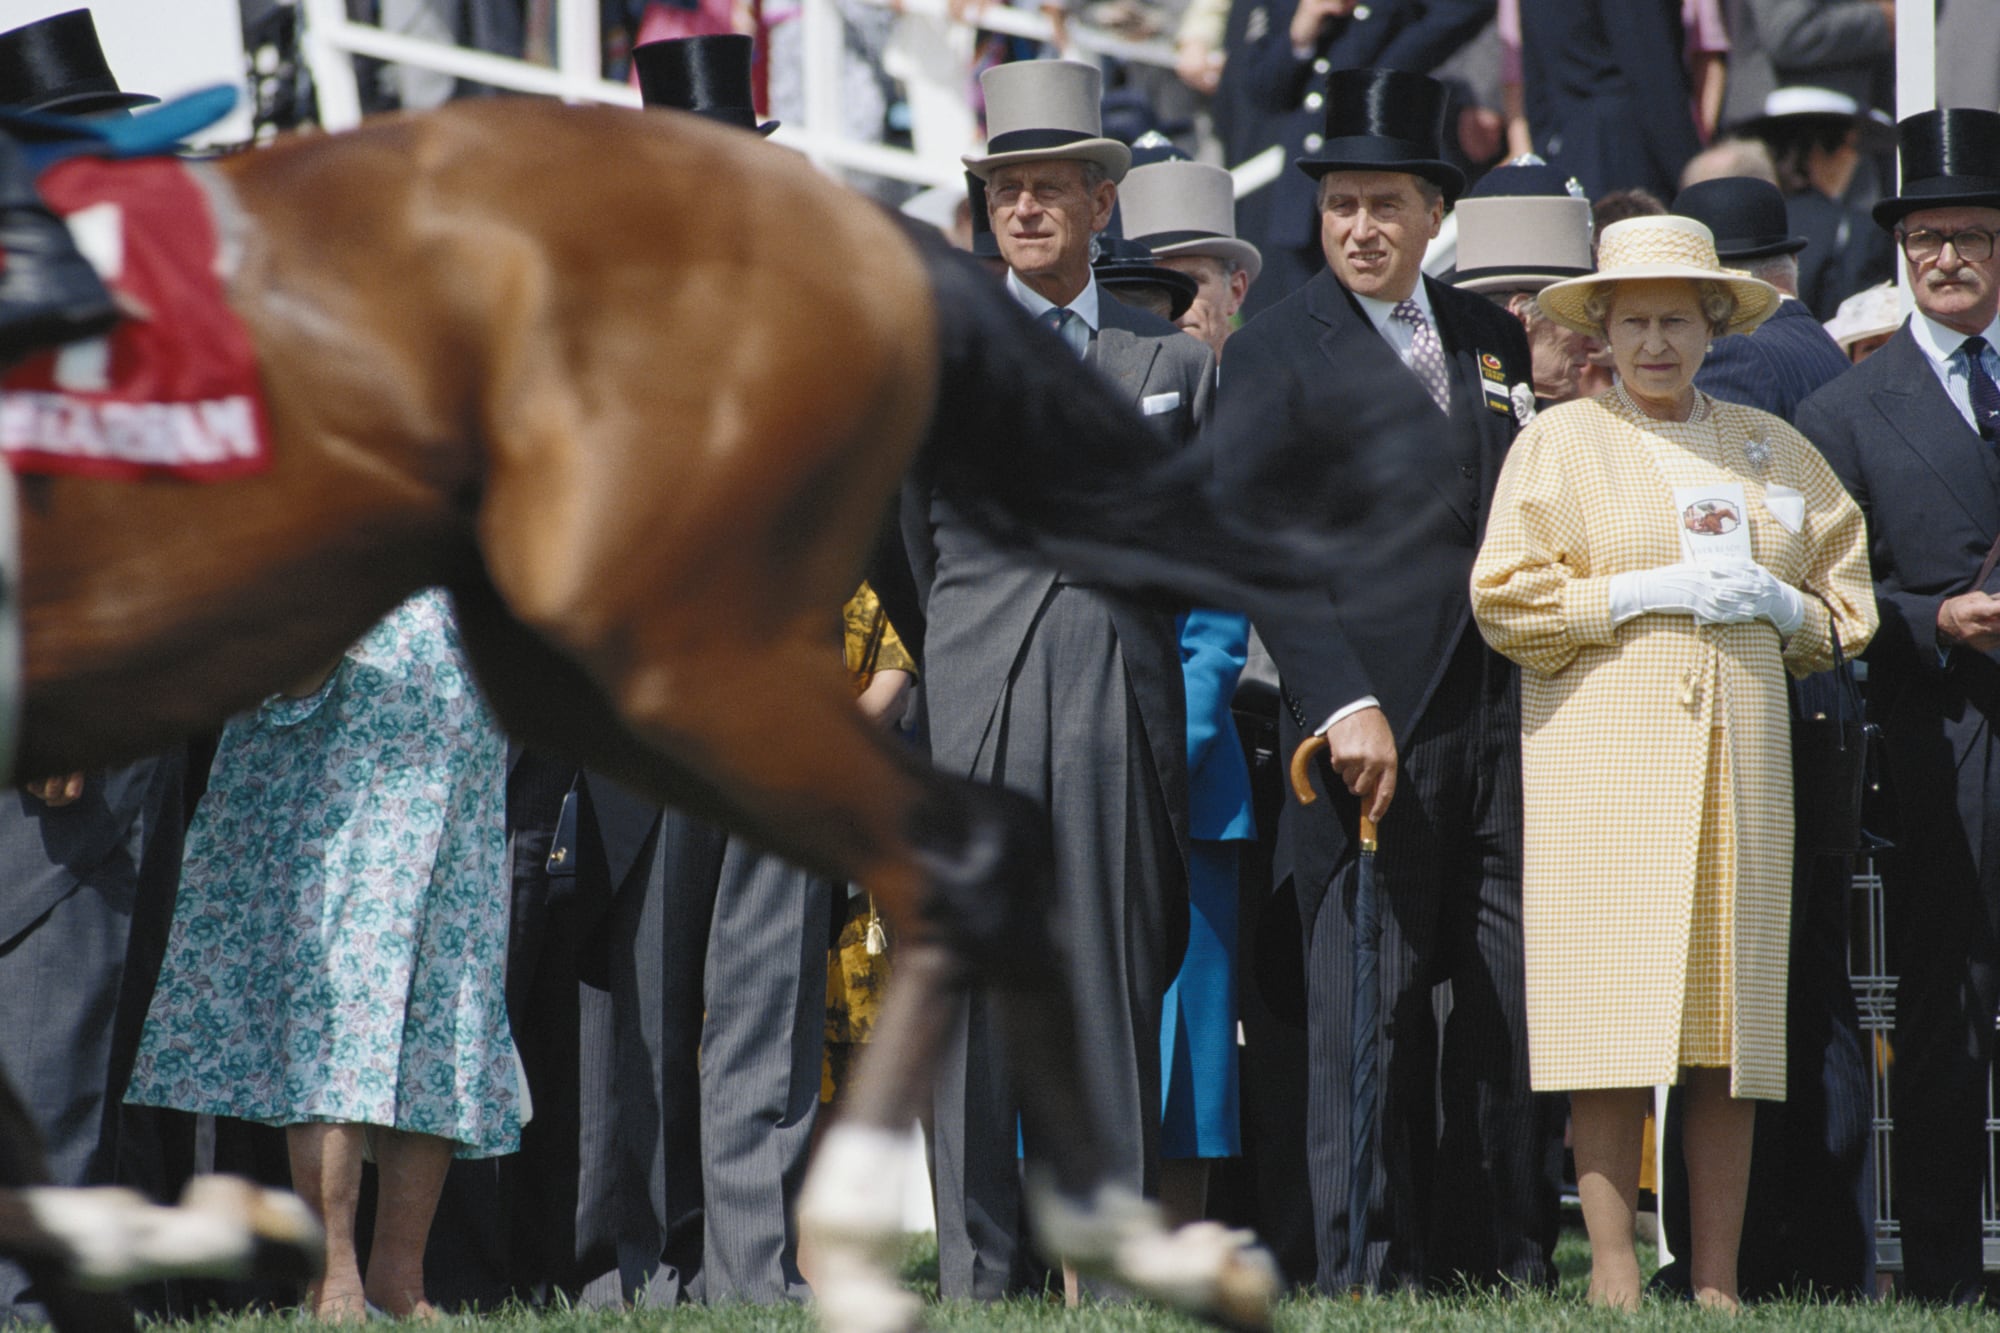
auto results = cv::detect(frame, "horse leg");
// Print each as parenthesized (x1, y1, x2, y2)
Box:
(0, 1067, 132, 1333)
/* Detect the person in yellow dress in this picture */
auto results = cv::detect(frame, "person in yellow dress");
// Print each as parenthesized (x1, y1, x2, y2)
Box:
(824, 583, 917, 1105)
(1470, 215, 1877, 1312)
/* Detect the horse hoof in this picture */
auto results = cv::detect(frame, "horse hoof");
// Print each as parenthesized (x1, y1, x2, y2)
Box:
(23, 1176, 325, 1291)
(1114, 1220, 1279, 1332)
(808, 1241, 923, 1333)
(1023, 1179, 1278, 1332)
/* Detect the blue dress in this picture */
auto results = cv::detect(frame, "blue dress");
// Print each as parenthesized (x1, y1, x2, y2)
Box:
(125, 589, 521, 1158)
(1160, 609, 1254, 1159)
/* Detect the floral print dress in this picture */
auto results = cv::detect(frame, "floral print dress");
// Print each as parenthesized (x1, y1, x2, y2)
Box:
(125, 589, 521, 1158)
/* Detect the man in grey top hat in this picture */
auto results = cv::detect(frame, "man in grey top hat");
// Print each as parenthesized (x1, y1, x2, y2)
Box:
(1449, 160, 1598, 409)
(909, 56, 1213, 1300)
(1118, 151, 1263, 360)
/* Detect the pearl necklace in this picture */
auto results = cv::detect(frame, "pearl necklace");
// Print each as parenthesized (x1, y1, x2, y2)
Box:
(1614, 380, 1707, 425)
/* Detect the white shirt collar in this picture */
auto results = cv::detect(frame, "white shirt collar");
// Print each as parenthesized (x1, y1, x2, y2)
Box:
(1351, 277, 1436, 336)
(1007, 267, 1102, 333)
(1910, 304, 2000, 367)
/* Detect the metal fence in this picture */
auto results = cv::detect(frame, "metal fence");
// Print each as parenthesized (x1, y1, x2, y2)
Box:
(1851, 855, 2000, 1272)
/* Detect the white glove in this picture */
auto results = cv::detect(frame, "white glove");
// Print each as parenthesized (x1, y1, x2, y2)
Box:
(1607, 563, 1715, 625)
(1720, 560, 1807, 638)
(1607, 562, 1804, 636)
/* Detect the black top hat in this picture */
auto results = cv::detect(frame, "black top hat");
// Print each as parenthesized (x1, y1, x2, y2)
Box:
(1873, 107, 2000, 228)
(1295, 67, 1465, 201)
(0, 9, 156, 114)
(1092, 234, 1198, 322)
(632, 35, 775, 136)
(1673, 176, 1809, 261)
(964, 172, 1001, 261)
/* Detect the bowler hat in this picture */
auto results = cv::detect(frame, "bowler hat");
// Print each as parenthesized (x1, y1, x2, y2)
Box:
(1873, 107, 2000, 228)
(0, 9, 156, 114)
(1092, 234, 1198, 322)
(1673, 176, 1808, 261)
(1294, 67, 1464, 201)
(632, 34, 776, 136)
(1118, 157, 1262, 284)
(964, 60, 1131, 183)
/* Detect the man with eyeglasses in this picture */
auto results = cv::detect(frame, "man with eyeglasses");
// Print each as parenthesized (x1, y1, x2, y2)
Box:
(1798, 106, 2000, 1305)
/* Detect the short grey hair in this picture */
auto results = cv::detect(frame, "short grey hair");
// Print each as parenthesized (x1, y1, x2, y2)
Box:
(1581, 278, 1740, 337)
(1080, 160, 1111, 192)
(1741, 253, 1798, 292)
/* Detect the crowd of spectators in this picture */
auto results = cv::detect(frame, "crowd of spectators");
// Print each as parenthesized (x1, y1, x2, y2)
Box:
(9, 0, 2000, 1323)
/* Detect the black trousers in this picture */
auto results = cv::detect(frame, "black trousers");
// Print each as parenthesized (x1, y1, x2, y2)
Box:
(1300, 636, 1561, 1292)
(1876, 706, 2000, 1303)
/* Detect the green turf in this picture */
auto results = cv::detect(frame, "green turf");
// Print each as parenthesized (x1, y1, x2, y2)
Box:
(150, 1227, 1995, 1330)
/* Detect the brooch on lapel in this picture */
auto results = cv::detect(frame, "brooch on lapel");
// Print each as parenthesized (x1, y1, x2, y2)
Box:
(1509, 382, 1537, 425)
(1743, 436, 1773, 472)
(1478, 351, 1513, 415)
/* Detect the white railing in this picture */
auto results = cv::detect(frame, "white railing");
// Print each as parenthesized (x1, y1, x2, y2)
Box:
(294, 0, 1176, 192)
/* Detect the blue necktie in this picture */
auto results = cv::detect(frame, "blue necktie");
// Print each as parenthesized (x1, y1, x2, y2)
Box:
(1962, 335, 2000, 443)
(1044, 306, 1088, 360)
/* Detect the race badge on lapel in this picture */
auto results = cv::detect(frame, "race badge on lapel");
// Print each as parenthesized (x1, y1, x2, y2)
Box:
(1478, 351, 1511, 414)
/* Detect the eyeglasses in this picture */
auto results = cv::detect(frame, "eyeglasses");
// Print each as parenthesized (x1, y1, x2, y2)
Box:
(1897, 226, 1998, 264)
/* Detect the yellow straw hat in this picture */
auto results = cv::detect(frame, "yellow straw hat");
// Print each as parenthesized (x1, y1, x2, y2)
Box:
(1535, 215, 1781, 338)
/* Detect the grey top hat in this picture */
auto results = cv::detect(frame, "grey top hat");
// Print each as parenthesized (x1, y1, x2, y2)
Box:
(1454, 194, 1594, 294)
(1118, 159, 1262, 284)
(962, 60, 1131, 184)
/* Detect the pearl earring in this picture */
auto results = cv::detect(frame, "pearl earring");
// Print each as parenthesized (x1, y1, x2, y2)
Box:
(1705, 341, 1715, 354)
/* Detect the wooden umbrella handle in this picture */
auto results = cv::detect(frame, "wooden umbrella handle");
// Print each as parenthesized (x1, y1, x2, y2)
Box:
(1289, 734, 1328, 804)
(1359, 814, 1378, 853)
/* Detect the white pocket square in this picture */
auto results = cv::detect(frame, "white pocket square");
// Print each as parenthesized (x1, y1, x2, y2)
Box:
(1142, 391, 1180, 415)
(1763, 485, 1805, 534)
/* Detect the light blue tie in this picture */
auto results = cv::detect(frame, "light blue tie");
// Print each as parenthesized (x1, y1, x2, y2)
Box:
(1044, 306, 1089, 360)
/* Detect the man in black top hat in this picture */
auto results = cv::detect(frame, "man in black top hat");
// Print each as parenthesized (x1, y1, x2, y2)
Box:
(1796, 106, 2000, 1305)
(0, 8, 155, 363)
(1651, 172, 1873, 1302)
(1215, 66, 1555, 1294)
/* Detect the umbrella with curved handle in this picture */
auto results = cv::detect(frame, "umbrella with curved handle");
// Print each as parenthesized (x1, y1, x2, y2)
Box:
(1287, 734, 1382, 1292)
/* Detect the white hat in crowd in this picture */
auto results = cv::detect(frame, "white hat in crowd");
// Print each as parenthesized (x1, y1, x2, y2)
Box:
(1822, 282, 1905, 354)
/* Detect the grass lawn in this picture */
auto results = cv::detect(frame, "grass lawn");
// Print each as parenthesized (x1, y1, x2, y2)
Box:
(161, 1226, 1991, 1331)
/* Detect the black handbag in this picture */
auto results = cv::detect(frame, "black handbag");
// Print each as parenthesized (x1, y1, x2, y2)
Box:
(1791, 622, 1876, 858)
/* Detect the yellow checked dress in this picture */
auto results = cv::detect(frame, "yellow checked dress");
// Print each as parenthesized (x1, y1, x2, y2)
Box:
(1470, 390, 1875, 1099)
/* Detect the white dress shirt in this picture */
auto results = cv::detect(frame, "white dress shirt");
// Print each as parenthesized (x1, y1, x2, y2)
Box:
(1006, 267, 1102, 337)
(1909, 306, 2000, 435)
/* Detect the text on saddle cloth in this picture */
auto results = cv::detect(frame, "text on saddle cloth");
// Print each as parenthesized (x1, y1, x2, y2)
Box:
(1, 154, 272, 481)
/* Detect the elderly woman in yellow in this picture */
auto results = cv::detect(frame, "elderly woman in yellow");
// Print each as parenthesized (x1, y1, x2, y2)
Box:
(1469, 215, 1876, 1312)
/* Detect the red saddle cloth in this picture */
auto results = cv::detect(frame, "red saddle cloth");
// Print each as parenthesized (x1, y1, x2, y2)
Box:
(0, 154, 271, 481)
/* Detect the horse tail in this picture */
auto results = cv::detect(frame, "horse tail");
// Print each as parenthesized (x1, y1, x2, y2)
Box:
(906, 233, 1312, 618)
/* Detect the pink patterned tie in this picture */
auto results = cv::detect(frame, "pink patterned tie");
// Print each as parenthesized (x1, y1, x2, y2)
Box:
(1392, 299, 1452, 416)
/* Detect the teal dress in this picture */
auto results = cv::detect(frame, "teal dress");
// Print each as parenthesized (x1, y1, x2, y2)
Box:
(125, 589, 521, 1158)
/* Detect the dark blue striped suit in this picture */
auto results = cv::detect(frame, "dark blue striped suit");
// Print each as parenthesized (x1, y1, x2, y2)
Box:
(1660, 297, 1877, 1298)
(1694, 297, 1852, 422)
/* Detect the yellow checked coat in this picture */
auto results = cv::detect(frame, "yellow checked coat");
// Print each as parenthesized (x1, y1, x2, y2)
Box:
(1470, 391, 1876, 1099)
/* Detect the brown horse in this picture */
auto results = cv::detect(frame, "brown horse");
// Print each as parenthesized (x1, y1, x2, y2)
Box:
(9, 98, 1290, 1331)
